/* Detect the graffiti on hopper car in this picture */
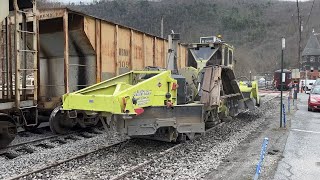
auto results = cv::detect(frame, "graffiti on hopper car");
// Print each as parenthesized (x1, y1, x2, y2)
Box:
(119, 48, 129, 57)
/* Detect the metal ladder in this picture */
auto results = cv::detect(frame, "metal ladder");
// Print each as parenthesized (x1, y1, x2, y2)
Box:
(0, 23, 7, 99)
(14, 0, 38, 126)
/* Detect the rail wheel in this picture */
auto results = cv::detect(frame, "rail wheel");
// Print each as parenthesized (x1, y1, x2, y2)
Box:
(49, 106, 75, 134)
(0, 113, 17, 149)
(205, 110, 219, 128)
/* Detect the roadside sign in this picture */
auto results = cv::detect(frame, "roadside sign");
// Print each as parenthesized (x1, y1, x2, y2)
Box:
(282, 73, 286, 83)
(292, 69, 300, 79)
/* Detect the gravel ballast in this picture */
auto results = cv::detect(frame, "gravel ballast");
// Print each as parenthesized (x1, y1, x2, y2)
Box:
(0, 130, 126, 179)
(10, 95, 280, 180)
(124, 97, 279, 179)
(1, 95, 281, 180)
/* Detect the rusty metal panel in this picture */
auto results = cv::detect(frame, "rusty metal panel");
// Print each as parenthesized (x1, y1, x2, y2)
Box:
(155, 38, 164, 67)
(63, 10, 69, 93)
(114, 25, 119, 75)
(180, 45, 187, 68)
(164, 40, 168, 68)
(38, 9, 64, 21)
(153, 37, 156, 66)
(95, 19, 101, 82)
(100, 22, 115, 80)
(84, 16, 96, 51)
(118, 27, 131, 75)
(143, 34, 146, 67)
(176, 44, 187, 69)
(200, 66, 221, 107)
(144, 35, 154, 67)
(132, 31, 144, 70)
(83, 16, 102, 82)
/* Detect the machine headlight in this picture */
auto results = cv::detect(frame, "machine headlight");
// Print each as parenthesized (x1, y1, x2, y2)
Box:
(310, 98, 317, 103)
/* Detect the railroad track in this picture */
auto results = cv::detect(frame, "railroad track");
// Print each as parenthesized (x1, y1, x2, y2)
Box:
(0, 128, 104, 160)
(4, 95, 279, 180)
(7, 139, 129, 180)
(110, 122, 225, 180)
(110, 94, 281, 180)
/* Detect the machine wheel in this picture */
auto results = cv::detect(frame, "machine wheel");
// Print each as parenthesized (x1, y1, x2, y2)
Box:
(205, 110, 221, 129)
(49, 106, 74, 134)
(204, 111, 215, 129)
(308, 106, 312, 111)
(256, 96, 261, 107)
(176, 133, 187, 143)
(0, 114, 17, 149)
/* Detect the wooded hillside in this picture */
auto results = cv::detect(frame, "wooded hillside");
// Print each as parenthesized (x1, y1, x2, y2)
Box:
(38, 0, 320, 77)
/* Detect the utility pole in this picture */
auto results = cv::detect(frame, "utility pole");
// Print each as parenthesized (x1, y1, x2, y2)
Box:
(296, 0, 302, 69)
(280, 37, 285, 128)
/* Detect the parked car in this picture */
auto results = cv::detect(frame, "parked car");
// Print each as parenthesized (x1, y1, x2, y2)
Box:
(311, 78, 320, 91)
(308, 85, 320, 111)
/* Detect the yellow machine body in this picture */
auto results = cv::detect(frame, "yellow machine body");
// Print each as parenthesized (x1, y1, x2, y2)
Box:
(62, 71, 178, 115)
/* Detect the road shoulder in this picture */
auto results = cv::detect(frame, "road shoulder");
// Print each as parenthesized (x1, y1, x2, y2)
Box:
(205, 96, 292, 180)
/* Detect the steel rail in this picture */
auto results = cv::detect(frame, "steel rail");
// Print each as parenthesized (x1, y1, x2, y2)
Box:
(4, 134, 60, 149)
(3, 129, 84, 150)
(110, 122, 226, 180)
(111, 93, 280, 180)
(7, 139, 129, 180)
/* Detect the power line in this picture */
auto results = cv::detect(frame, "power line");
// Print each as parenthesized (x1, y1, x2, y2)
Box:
(305, 0, 316, 29)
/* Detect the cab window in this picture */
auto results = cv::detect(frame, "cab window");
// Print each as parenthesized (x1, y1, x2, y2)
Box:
(229, 50, 233, 65)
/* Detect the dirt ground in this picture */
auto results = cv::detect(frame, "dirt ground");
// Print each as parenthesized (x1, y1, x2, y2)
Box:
(205, 96, 293, 180)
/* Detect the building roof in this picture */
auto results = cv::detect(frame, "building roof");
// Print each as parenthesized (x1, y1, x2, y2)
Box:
(302, 33, 320, 56)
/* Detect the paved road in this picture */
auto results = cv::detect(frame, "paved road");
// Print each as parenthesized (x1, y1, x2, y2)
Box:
(274, 93, 320, 180)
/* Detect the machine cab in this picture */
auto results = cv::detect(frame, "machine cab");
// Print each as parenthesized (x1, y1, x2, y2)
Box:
(187, 36, 234, 70)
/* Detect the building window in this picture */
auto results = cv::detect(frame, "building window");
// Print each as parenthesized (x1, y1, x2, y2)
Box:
(318, 56, 320, 62)
(310, 56, 315, 62)
(302, 56, 307, 62)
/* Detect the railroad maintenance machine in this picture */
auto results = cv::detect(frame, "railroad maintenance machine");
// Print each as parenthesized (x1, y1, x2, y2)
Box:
(49, 32, 260, 142)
